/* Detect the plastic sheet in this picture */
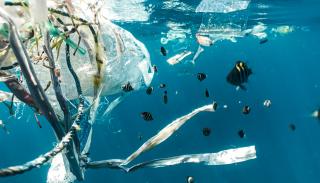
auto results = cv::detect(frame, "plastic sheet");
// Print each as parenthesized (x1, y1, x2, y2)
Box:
(196, 0, 251, 13)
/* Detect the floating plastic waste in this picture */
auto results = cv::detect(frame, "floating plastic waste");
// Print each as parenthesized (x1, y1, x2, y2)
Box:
(167, 50, 192, 65)
(196, 0, 251, 13)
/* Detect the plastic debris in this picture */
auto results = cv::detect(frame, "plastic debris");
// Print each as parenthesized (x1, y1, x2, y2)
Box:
(263, 99, 271, 108)
(167, 51, 192, 65)
(191, 46, 204, 64)
(196, 0, 251, 13)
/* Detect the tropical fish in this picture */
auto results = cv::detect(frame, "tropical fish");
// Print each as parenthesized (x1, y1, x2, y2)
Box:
(187, 176, 195, 183)
(213, 101, 218, 111)
(202, 127, 211, 136)
(160, 46, 167, 56)
(153, 65, 158, 73)
(205, 88, 209, 98)
(289, 123, 296, 131)
(242, 105, 250, 114)
(122, 82, 134, 92)
(263, 99, 271, 108)
(159, 83, 166, 88)
(141, 112, 153, 121)
(197, 73, 207, 81)
(238, 129, 246, 138)
(163, 90, 168, 104)
(226, 61, 252, 90)
(146, 86, 153, 95)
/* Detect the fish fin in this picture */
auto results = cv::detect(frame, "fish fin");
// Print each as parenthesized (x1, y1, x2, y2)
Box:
(239, 85, 247, 91)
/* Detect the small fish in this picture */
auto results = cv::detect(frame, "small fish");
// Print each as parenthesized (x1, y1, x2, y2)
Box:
(141, 112, 153, 121)
(160, 46, 167, 56)
(238, 129, 246, 138)
(205, 88, 209, 98)
(153, 65, 158, 73)
(289, 123, 296, 131)
(187, 176, 194, 183)
(146, 86, 153, 95)
(122, 82, 134, 92)
(202, 127, 211, 136)
(197, 73, 206, 81)
(242, 105, 251, 115)
(226, 61, 252, 90)
(213, 101, 218, 111)
(263, 99, 272, 108)
(159, 83, 166, 88)
(163, 90, 168, 104)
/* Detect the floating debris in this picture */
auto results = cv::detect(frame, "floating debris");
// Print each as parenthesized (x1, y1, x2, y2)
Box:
(223, 104, 228, 109)
(167, 51, 192, 65)
(141, 112, 154, 121)
(205, 88, 210, 98)
(0, 120, 9, 134)
(242, 105, 251, 115)
(238, 130, 246, 138)
(263, 99, 272, 108)
(197, 73, 207, 81)
(159, 83, 166, 88)
(163, 91, 168, 104)
(160, 46, 167, 56)
(311, 109, 320, 120)
(272, 26, 294, 35)
(187, 176, 195, 183)
(196, 34, 213, 46)
(289, 123, 296, 131)
(146, 86, 153, 95)
(122, 82, 134, 92)
(202, 127, 211, 136)
(191, 46, 204, 64)
(227, 61, 252, 90)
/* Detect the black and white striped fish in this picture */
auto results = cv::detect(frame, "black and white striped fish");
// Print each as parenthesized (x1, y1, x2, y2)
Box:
(226, 61, 252, 90)
(197, 73, 206, 81)
(122, 82, 134, 92)
(141, 112, 153, 121)
(146, 86, 153, 95)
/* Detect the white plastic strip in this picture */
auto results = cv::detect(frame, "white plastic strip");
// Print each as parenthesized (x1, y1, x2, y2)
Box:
(196, 0, 251, 13)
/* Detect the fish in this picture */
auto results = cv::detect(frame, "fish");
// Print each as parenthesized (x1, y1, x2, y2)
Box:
(289, 123, 296, 131)
(202, 127, 211, 136)
(187, 176, 195, 183)
(242, 105, 250, 115)
(213, 101, 218, 111)
(146, 86, 153, 95)
(226, 61, 252, 90)
(205, 88, 209, 98)
(141, 112, 153, 121)
(263, 99, 271, 108)
(238, 129, 246, 138)
(260, 38, 268, 44)
(167, 51, 192, 65)
(153, 65, 158, 73)
(197, 73, 206, 81)
(122, 82, 134, 92)
(159, 83, 166, 88)
(160, 46, 167, 56)
(163, 90, 168, 104)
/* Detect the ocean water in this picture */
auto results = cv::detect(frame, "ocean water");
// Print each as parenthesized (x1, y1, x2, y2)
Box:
(1, 0, 320, 182)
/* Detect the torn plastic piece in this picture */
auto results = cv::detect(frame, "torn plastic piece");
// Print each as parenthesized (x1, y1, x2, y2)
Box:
(122, 103, 215, 165)
(196, 0, 251, 13)
(191, 46, 204, 64)
(167, 51, 192, 65)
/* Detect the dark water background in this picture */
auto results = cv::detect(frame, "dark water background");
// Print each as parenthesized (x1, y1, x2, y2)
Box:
(1, 0, 320, 182)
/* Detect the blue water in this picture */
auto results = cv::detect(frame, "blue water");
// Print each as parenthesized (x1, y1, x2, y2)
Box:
(1, 0, 320, 182)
